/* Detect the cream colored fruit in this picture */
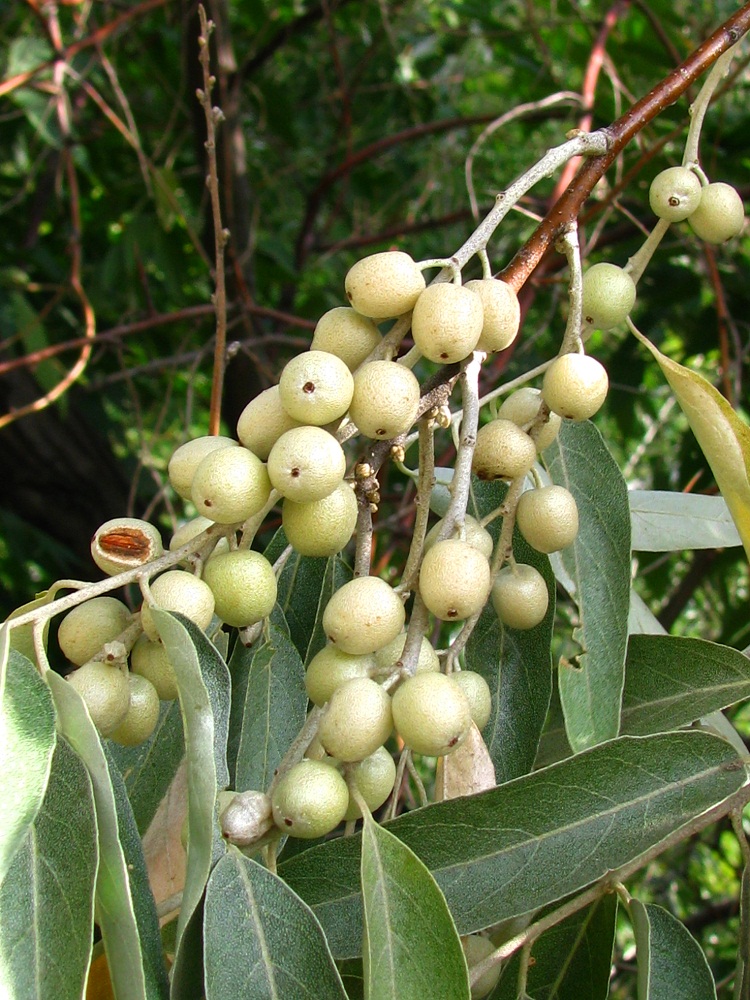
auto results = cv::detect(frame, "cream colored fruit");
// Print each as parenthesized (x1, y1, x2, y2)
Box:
(462, 934, 502, 999)
(311, 307, 383, 370)
(169, 516, 230, 561)
(91, 517, 164, 576)
(542, 353, 608, 421)
(349, 361, 421, 439)
(58, 596, 131, 667)
(392, 672, 472, 757)
(451, 671, 492, 730)
(220, 790, 274, 847)
(344, 746, 397, 820)
(130, 635, 179, 701)
(67, 660, 131, 737)
(202, 551, 277, 627)
(497, 387, 562, 452)
(688, 181, 745, 243)
(471, 419, 537, 481)
(491, 563, 549, 630)
(418, 539, 491, 621)
(267, 426, 346, 502)
(464, 278, 520, 353)
(581, 263, 636, 330)
(305, 645, 375, 706)
(278, 350, 354, 426)
(344, 251, 426, 319)
(110, 673, 161, 746)
(282, 482, 358, 557)
(140, 570, 215, 641)
(372, 632, 440, 676)
(423, 514, 493, 560)
(236, 385, 302, 460)
(191, 446, 272, 524)
(411, 282, 484, 363)
(323, 576, 405, 654)
(318, 677, 393, 762)
(516, 485, 579, 553)
(271, 759, 350, 839)
(168, 435, 238, 500)
(649, 166, 702, 222)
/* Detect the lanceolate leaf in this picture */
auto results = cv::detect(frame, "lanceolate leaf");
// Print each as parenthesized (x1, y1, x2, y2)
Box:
(47, 671, 151, 1000)
(545, 421, 631, 751)
(203, 850, 348, 1000)
(279, 731, 746, 959)
(361, 813, 470, 1000)
(152, 610, 231, 994)
(0, 737, 97, 1000)
(629, 490, 741, 552)
(630, 900, 717, 999)
(495, 894, 617, 1000)
(230, 623, 308, 793)
(630, 321, 750, 562)
(0, 648, 56, 884)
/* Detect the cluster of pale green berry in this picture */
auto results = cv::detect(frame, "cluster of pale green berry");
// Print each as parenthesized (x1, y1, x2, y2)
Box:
(57, 160, 743, 852)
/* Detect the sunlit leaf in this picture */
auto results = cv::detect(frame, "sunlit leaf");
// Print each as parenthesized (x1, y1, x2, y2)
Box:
(203, 849, 348, 999)
(630, 321, 750, 562)
(361, 813, 470, 1000)
(280, 731, 746, 959)
(629, 490, 741, 551)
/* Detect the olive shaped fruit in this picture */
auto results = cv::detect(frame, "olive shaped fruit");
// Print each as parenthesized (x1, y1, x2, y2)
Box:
(58, 596, 131, 667)
(305, 645, 375, 707)
(202, 550, 277, 627)
(687, 181, 744, 243)
(317, 677, 393, 762)
(322, 576, 405, 654)
(130, 635, 179, 701)
(67, 659, 131, 737)
(220, 790, 274, 847)
(311, 307, 383, 370)
(515, 485, 579, 554)
(271, 759, 349, 839)
(110, 673, 161, 747)
(91, 517, 163, 576)
(372, 632, 440, 677)
(418, 539, 491, 621)
(344, 746, 397, 820)
(541, 353, 608, 422)
(236, 385, 302, 460)
(278, 350, 354, 426)
(471, 419, 537, 481)
(451, 670, 492, 730)
(348, 361, 421, 439)
(345, 251, 426, 319)
(140, 570, 215, 641)
(391, 673, 472, 757)
(491, 563, 549, 630)
(191, 446, 272, 524)
(423, 515, 493, 560)
(168, 435, 238, 500)
(267, 426, 346, 502)
(411, 283, 484, 363)
(497, 387, 562, 452)
(282, 481, 358, 557)
(581, 262, 636, 330)
(462, 935, 502, 999)
(464, 278, 520, 353)
(649, 166, 702, 222)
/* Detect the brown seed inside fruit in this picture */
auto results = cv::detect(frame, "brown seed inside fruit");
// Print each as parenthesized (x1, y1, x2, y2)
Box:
(97, 529, 151, 558)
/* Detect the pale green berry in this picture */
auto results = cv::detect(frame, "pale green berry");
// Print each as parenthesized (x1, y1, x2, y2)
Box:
(323, 576, 405, 654)
(688, 181, 744, 243)
(58, 596, 131, 667)
(451, 671, 492, 730)
(202, 550, 277, 628)
(649, 166, 702, 222)
(271, 759, 349, 839)
(392, 673, 472, 757)
(516, 485, 579, 554)
(282, 481, 358, 557)
(581, 262, 636, 330)
(191, 446, 272, 524)
(168, 435, 238, 500)
(542, 353, 608, 421)
(411, 283, 484, 363)
(236, 385, 302, 460)
(278, 350, 354, 426)
(311, 307, 383, 370)
(491, 563, 549, 630)
(305, 645, 375, 707)
(267, 426, 346, 502)
(140, 570, 215, 641)
(497, 387, 562, 452)
(67, 660, 131, 737)
(464, 278, 520, 353)
(348, 361, 421, 439)
(462, 935, 501, 999)
(110, 673, 161, 747)
(424, 514, 493, 560)
(372, 632, 440, 677)
(130, 635, 179, 701)
(471, 419, 537, 481)
(419, 539, 491, 622)
(318, 677, 393, 762)
(344, 746, 397, 820)
(345, 251, 426, 319)
(91, 517, 163, 576)
(169, 516, 230, 561)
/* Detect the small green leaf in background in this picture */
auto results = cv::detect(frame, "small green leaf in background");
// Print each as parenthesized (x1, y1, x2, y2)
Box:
(630, 321, 750, 563)
(630, 899, 717, 999)
(0, 646, 56, 883)
(629, 490, 741, 551)
(0, 736, 97, 1000)
(361, 813, 470, 1000)
(203, 849, 348, 1000)
(494, 895, 617, 999)
(230, 623, 308, 793)
(545, 420, 631, 751)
